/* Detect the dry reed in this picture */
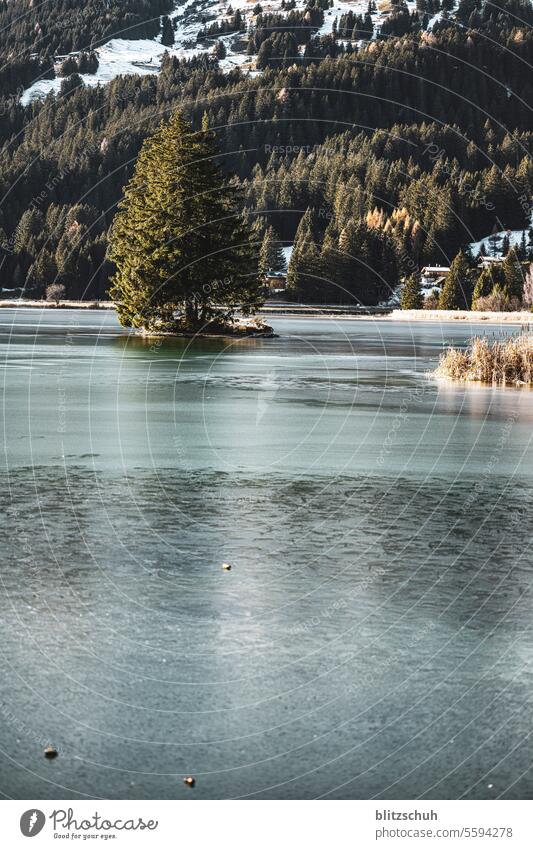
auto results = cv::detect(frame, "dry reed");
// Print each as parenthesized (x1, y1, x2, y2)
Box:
(435, 333, 533, 385)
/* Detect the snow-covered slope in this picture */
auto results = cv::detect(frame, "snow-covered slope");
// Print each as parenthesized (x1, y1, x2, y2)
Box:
(426, 0, 459, 31)
(282, 245, 293, 268)
(20, 0, 416, 105)
(22, 0, 208, 104)
(469, 211, 533, 258)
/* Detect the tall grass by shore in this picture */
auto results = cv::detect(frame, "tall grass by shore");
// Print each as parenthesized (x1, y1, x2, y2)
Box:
(435, 333, 533, 385)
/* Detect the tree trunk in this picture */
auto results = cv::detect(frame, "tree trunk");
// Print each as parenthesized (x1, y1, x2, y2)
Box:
(185, 298, 198, 328)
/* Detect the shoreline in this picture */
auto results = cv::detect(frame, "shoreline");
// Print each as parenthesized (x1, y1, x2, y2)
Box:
(0, 299, 115, 310)
(1, 300, 532, 325)
(394, 309, 533, 324)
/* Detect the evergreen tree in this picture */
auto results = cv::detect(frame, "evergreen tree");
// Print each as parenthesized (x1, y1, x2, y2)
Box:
(25, 251, 57, 298)
(518, 230, 528, 260)
(256, 38, 274, 69)
(318, 222, 340, 302)
(59, 73, 84, 98)
(215, 39, 227, 60)
(502, 247, 523, 299)
(471, 266, 493, 308)
(60, 56, 78, 76)
(488, 227, 501, 257)
(401, 273, 423, 309)
(259, 226, 286, 274)
(438, 250, 472, 309)
(501, 233, 510, 255)
(287, 209, 321, 300)
(334, 218, 396, 304)
(14, 209, 43, 255)
(161, 15, 174, 47)
(108, 112, 261, 330)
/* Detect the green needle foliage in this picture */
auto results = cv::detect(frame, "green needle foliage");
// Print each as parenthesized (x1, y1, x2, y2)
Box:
(108, 111, 261, 331)
(438, 250, 472, 310)
(161, 15, 174, 46)
(258, 225, 286, 274)
(471, 266, 494, 307)
(502, 247, 523, 299)
(401, 273, 423, 309)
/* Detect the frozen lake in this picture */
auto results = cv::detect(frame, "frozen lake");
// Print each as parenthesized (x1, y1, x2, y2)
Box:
(0, 309, 532, 799)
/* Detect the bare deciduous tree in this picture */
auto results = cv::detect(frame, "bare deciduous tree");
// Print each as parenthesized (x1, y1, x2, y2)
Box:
(522, 262, 533, 308)
(45, 283, 66, 305)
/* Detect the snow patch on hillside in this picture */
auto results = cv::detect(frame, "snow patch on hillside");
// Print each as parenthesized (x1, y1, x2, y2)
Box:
(20, 0, 451, 106)
(21, 0, 221, 104)
(317, 1, 365, 37)
(21, 38, 203, 104)
(427, 0, 459, 30)
(282, 245, 293, 268)
(469, 211, 533, 258)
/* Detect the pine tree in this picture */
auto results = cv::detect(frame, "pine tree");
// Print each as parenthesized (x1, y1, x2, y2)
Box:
(25, 250, 57, 297)
(318, 222, 340, 303)
(471, 266, 493, 308)
(518, 230, 527, 260)
(14, 208, 43, 255)
(287, 210, 321, 301)
(488, 226, 501, 257)
(502, 233, 510, 255)
(438, 250, 472, 309)
(259, 226, 286, 274)
(108, 112, 261, 330)
(55, 226, 80, 293)
(161, 16, 174, 47)
(401, 273, 423, 309)
(215, 39, 226, 60)
(502, 247, 523, 299)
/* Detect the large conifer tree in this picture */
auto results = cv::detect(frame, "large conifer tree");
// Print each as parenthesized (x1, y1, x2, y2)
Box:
(258, 225, 286, 274)
(438, 250, 472, 310)
(287, 210, 321, 301)
(401, 273, 423, 309)
(471, 266, 493, 307)
(502, 247, 523, 299)
(108, 112, 261, 330)
(161, 15, 174, 46)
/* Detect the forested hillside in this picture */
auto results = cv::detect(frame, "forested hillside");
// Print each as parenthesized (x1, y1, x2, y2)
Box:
(0, 0, 531, 303)
(0, 0, 173, 97)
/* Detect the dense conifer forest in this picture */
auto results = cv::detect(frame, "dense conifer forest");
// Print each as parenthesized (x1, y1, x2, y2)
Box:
(0, 0, 531, 304)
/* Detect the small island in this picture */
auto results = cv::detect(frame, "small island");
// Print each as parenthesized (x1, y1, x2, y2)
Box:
(108, 112, 269, 337)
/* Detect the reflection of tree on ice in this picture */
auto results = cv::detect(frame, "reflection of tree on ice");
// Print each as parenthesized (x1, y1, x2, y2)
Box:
(256, 370, 278, 425)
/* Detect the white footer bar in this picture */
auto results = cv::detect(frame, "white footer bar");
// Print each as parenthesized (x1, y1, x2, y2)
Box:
(3, 800, 531, 847)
